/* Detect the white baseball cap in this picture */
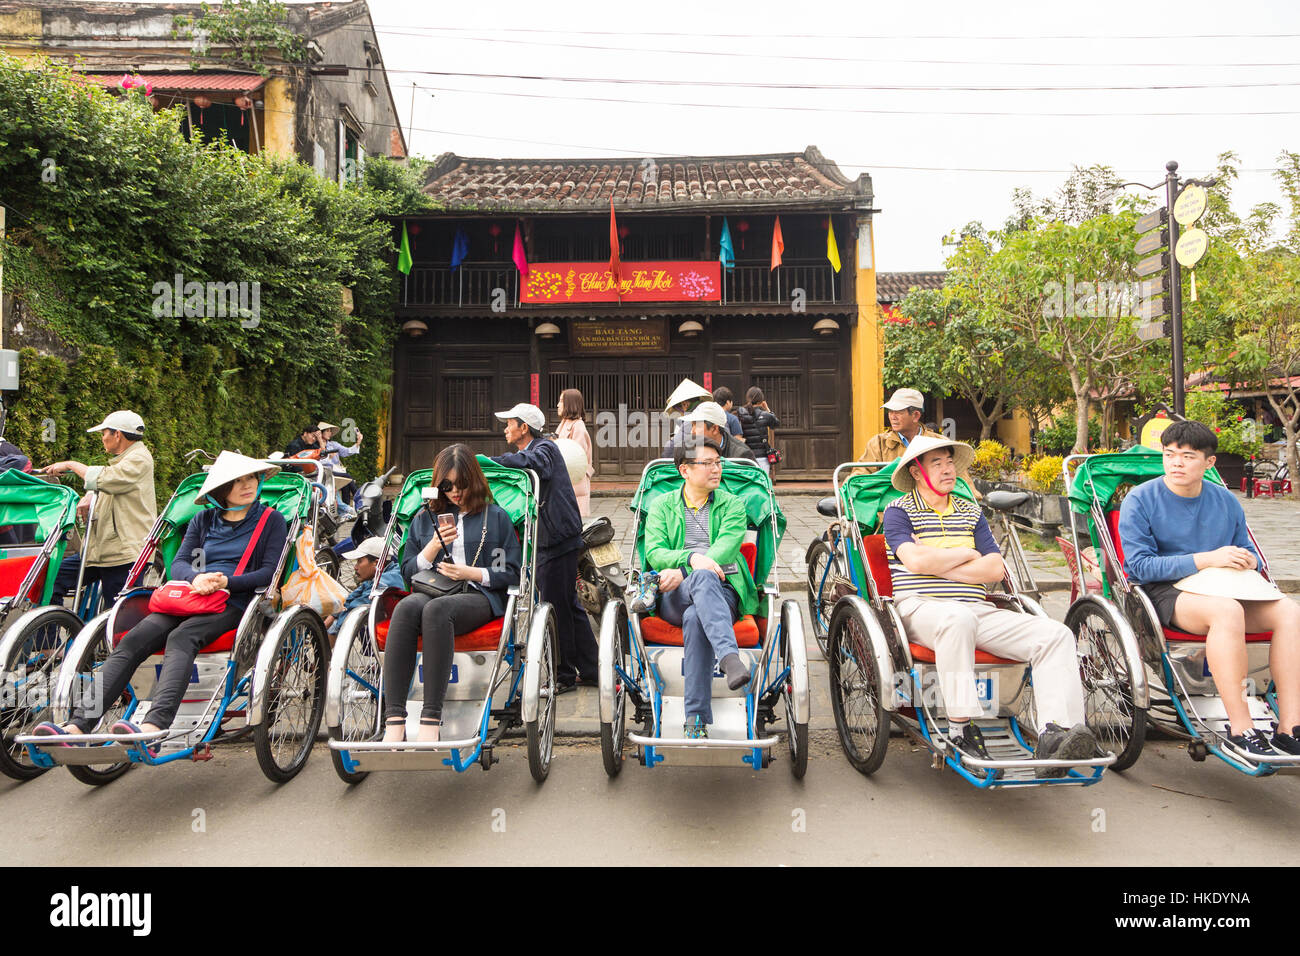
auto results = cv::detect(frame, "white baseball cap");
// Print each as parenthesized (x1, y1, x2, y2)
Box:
(86, 410, 145, 436)
(342, 537, 386, 561)
(494, 403, 546, 432)
(882, 388, 925, 412)
(682, 401, 728, 428)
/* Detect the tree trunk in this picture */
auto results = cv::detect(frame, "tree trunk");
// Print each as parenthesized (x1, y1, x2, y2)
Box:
(1073, 383, 1091, 454)
(1100, 399, 1115, 450)
(1264, 392, 1300, 500)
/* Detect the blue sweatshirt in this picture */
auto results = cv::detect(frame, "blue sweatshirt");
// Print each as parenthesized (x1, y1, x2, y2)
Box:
(329, 563, 404, 634)
(1117, 477, 1257, 584)
(171, 502, 289, 611)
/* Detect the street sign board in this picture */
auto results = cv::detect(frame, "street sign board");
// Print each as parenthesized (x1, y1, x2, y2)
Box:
(1134, 230, 1167, 256)
(1139, 275, 1168, 299)
(1175, 227, 1208, 267)
(1135, 252, 1168, 277)
(1174, 185, 1208, 225)
(1134, 208, 1167, 234)
(1136, 319, 1170, 341)
(1140, 296, 1171, 320)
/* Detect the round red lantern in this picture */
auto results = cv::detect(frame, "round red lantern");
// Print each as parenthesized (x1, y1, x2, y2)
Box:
(736, 219, 749, 232)
(618, 225, 630, 239)
(488, 223, 502, 237)
(407, 223, 421, 235)
(234, 95, 253, 110)
(193, 95, 211, 110)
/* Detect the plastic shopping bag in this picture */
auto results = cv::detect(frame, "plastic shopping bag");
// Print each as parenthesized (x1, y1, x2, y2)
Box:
(280, 528, 348, 617)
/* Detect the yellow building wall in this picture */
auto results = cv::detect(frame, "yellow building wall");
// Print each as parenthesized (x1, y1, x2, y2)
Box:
(262, 77, 296, 160)
(850, 218, 883, 459)
(996, 411, 1033, 455)
(0, 11, 41, 56)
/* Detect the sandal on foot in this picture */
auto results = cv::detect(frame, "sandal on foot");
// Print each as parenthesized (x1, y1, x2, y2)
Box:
(417, 717, 441, 743)
(32, 722, 76, 747)
(381, 717, 407, 743)
(111, 719, 162, 754)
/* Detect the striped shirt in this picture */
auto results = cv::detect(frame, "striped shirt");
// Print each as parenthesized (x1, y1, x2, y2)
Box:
(880, 490, 998, 602)
(681, 492, 738, 574)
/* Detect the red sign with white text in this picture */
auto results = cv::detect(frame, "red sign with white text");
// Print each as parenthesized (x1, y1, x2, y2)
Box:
(521, 261, 722, 304)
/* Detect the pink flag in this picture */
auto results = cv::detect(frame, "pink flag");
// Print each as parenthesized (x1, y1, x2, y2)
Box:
(512, 223, 529, 277)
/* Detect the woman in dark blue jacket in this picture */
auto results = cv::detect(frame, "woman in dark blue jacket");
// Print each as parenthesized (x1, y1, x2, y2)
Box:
(38, 452, 287, 744)
(382, 444, 521, 744)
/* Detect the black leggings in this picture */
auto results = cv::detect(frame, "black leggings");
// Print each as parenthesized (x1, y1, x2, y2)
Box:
(382, 590, 494, 721)
(70, 606, 244, 733)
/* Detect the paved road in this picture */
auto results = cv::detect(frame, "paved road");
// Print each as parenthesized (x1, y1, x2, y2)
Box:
(3, 733, 1296, 867)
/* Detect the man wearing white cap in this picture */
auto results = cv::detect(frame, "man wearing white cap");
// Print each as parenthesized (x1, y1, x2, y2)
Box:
(41, 410, 156, 608)
(682, 402, 755, 461)
(324, 537, 404, 635)
(661, 378, 712, 456)
(491, 402, 597, 691)
(881, 435, 1097, 775)
(1119, 419, 1300, 758)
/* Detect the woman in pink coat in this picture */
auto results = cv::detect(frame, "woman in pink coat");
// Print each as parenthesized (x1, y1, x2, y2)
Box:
(555, 388, 594, 516)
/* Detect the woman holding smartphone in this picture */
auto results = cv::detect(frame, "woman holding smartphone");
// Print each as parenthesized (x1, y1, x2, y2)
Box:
(381, 444, 520, 743)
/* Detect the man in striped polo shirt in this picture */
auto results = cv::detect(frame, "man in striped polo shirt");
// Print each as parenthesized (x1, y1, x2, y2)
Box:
(881, 436, 1097, 775)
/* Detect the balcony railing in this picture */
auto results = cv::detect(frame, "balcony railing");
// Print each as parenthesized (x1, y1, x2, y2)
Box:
(400, 258, 844, 308)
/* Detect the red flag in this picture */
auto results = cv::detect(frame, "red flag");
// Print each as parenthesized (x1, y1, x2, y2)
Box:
(511, 223, 529, 277)
(770, 216, 784, 271)
(609, 197, 622, 301)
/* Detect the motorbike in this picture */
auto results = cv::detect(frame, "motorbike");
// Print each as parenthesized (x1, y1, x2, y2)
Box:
(315, 465, 397, 590)
(576, 515, 627, 618)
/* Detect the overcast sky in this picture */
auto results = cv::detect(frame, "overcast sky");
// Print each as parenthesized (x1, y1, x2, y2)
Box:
(314, 2, 1297, 268)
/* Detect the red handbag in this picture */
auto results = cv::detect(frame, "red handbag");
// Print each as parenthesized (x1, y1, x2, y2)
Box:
(148, 507, 274, 617)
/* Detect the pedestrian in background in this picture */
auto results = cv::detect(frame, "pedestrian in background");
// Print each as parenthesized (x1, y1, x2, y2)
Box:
(555, 388, 594, 517)
(736, 387, 780, 475)
(712, 386, 745, 441)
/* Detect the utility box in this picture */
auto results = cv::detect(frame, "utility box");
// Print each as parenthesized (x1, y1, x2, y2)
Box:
(0, 350, 17, 391)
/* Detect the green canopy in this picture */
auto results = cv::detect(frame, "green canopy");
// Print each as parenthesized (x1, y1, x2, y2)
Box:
(155, 470, 315, 571)
(0, 469, 79, 544)
(1067, 447, 1225, 515)
(628, 459, 786, 586)
(838, 460, 977, 533)
(392, 458, 538, 573)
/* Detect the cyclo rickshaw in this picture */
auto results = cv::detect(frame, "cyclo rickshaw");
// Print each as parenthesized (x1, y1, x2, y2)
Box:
(819, 459, 1137, 788)
(18, 460, 331, 785)
(0, 469, 96, 779)
(596, 457, 810, 778)
(325, 459, 558, 783)
(1062, 447, 1300, 776)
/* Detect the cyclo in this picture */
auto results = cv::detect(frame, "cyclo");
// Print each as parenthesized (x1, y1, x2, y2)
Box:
(18, 460, 331, 785)
(1061, 447, 1300, 776)
(0, 470, 100, 780)
(818, 458, 1137, 788)
(596, 457, 810, 777)
(325, 459, 557, 783)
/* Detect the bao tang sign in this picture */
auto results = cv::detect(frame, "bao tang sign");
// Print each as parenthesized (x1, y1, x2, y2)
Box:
(570, 318, 669, 354)
(522, 261, 721, 304)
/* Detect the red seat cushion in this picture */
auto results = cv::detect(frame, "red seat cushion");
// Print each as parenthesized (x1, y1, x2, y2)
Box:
(114, 628, 236, 654)
(374, 617, 505, 652)
(908, 642, 1019, 666)
(864, 534, 893, 597)
(739, 542, 756, 577)
(0, 553, 46, 603)
(1106, 511, 1126, 566)
(640, 614, 761, 648)
(1162, 627, 1272, 644)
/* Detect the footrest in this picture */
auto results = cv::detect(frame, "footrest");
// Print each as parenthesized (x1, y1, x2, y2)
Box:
(328, 736, 481, 772)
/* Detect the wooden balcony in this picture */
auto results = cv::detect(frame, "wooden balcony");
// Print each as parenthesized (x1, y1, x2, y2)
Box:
(398, 258, 848, 312)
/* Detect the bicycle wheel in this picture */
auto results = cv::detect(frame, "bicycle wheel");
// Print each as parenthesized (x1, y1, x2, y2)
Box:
(1067, 597, 1147, 771)
(827, 598, 890, 776)
(0, 607, 81, 781)
(254, 609, 328, 783)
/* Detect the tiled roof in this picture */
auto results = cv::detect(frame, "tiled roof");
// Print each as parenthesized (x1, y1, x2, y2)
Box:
(80, 72, 266, 93)
(876, 271, 946, 304)
(422, 146, 872, 212)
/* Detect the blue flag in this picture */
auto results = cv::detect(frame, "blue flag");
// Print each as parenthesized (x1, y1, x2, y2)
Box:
(719, 217, 735, 269)
(450, 227, 470, 271)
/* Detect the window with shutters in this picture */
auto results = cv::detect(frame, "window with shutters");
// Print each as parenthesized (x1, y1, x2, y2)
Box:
(442, 377, 493, 431)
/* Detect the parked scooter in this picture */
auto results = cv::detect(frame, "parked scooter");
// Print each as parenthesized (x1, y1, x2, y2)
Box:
(576, 516, 627, 618)
(316, 465, 397, 590)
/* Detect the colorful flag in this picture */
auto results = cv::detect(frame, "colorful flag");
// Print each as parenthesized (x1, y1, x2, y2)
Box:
(770, 216, 784, 272)
(511, 223, 529, 277)
(826, 218, 841, 273)
(609, 197, 622, 302)
(397, 221, 412, 275)
(719, 217, 735, 269)
(450, 226, 470, 271)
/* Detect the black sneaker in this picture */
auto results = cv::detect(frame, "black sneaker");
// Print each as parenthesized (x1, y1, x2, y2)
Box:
(1034, 722, 1099, 778)
(948, 722, 991, 762)
(1224, 729, 1277, 760)
(1272, 726, 1300, 756)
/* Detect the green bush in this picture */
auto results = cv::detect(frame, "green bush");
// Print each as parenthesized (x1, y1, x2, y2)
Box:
(1026, 455, 1066, 495)
(970, 439, 1012, 480)
(1184, 391, 1264, 459)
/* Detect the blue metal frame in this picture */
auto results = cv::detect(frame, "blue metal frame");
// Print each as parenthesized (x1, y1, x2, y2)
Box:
(1159, 656, 1280, 777)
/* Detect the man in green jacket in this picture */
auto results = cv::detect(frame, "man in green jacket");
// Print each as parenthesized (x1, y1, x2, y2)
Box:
(644, 439, 757, 739)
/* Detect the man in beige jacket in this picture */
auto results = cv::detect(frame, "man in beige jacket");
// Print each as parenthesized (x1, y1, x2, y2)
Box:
(41, 410, 156, 609)
(855, 388, 977, 494)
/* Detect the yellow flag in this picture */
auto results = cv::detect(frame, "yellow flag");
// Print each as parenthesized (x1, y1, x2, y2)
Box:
(826, 220, 841, 273)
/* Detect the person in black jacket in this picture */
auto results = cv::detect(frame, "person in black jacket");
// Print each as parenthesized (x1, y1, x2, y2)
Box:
(736, 387, 781, 475)
(284, 423, 322, 458)
(491, 402, 596, 692)
(37, 452, 288, 744)
(381, 444, 521, 743)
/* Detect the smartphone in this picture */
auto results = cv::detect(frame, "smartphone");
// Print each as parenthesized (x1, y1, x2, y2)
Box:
(437, 512, 455, 530)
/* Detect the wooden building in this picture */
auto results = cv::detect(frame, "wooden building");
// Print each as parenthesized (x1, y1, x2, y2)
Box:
(390, 147, 882, 478)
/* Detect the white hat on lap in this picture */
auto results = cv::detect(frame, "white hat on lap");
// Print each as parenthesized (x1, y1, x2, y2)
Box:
(1174, 567, 1283, 602)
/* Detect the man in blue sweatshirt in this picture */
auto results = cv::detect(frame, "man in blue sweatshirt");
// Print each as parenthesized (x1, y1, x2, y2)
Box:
(1118, 420, 1300, 758)
(324, 537, 404, 636)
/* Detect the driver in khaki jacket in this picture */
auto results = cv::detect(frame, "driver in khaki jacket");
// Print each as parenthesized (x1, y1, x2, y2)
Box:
(41, 410, 156, 607)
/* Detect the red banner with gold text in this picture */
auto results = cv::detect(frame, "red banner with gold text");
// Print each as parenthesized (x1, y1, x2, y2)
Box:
(520, 261, 722, 304)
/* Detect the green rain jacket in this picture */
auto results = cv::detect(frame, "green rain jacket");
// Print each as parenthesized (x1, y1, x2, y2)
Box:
(643, 485, 758, 617)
